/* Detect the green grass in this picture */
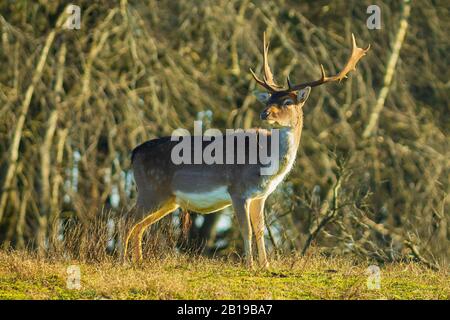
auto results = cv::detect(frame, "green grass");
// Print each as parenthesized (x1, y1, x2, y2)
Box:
(0, 251, 447, 300)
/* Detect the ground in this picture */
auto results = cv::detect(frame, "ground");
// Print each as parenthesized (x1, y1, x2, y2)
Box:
(0, 250, 448, 300)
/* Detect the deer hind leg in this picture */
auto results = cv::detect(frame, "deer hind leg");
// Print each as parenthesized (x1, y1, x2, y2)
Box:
(231, 196, 253, 268)
(249, 197, 269, 269)
(123, 203, 145, 262)
(125, 199, 178, 263)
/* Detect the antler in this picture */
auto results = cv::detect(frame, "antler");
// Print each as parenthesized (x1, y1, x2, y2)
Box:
(251, 33, 370, 93)
(289, 34, 370, 91)
(250, 32, 283, 92)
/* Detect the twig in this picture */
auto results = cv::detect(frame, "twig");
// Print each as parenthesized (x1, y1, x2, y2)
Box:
(363, 0, 412, 138)
(302, 173, 342, 255)
(361, 215, 440, 271)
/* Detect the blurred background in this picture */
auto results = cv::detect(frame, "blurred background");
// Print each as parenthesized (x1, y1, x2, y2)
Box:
(0, 0, 448, 268)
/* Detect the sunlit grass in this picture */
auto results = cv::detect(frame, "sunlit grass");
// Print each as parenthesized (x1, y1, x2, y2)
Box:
(0, 250, 447, 300)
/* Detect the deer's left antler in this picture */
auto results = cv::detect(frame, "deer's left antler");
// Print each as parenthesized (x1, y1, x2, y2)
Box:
(290, 34, 370, 91)
(251, 33, 370, 93)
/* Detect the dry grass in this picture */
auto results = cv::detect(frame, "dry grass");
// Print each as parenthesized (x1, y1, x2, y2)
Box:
(0, 250, 447, 300)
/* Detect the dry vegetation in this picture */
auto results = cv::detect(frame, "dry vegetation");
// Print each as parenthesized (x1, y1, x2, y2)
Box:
(0, 0, 448, 299)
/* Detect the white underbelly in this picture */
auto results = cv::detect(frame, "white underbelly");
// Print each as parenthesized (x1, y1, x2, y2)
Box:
(174, 186, 232, 214)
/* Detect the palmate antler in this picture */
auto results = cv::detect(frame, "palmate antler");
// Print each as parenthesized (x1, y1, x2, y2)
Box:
(250, 33, 284, 92)
(251, 33, 370, 93)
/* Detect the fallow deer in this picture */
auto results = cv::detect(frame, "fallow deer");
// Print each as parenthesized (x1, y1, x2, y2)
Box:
(124, 33, 369, 268)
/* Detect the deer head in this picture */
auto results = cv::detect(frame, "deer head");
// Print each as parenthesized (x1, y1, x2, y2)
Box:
(252, 32, 370, 127)
(257, 87, 311, 127)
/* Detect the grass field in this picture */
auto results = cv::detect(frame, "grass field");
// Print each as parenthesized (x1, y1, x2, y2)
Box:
(0, 250, 447, 300)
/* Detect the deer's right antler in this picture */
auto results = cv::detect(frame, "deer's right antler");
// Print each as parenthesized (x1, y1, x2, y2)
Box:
(250, 32, 284, 92)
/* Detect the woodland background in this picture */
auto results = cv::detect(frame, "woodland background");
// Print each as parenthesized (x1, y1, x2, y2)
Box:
(0, 0, 448, 269)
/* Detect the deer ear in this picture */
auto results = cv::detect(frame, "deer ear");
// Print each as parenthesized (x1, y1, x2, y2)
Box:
(253, 91, 270, 104)
(296, 86, 311, 104)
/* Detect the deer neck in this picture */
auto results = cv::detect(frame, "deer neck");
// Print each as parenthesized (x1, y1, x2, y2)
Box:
(292, 108, 304, 149)
(268, 109, 303, 181)
(259, 109, 303, 197)
(279, 108, 303, 161)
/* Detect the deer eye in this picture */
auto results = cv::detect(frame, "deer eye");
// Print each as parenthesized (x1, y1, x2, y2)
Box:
(283, 98, 294, 106)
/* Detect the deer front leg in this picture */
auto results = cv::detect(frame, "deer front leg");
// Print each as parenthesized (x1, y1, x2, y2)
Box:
(250, 197, 269, 269)
(231, 196, 253, 268)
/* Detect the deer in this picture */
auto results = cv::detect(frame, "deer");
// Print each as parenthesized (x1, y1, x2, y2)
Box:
(124, 32, 369, 268)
